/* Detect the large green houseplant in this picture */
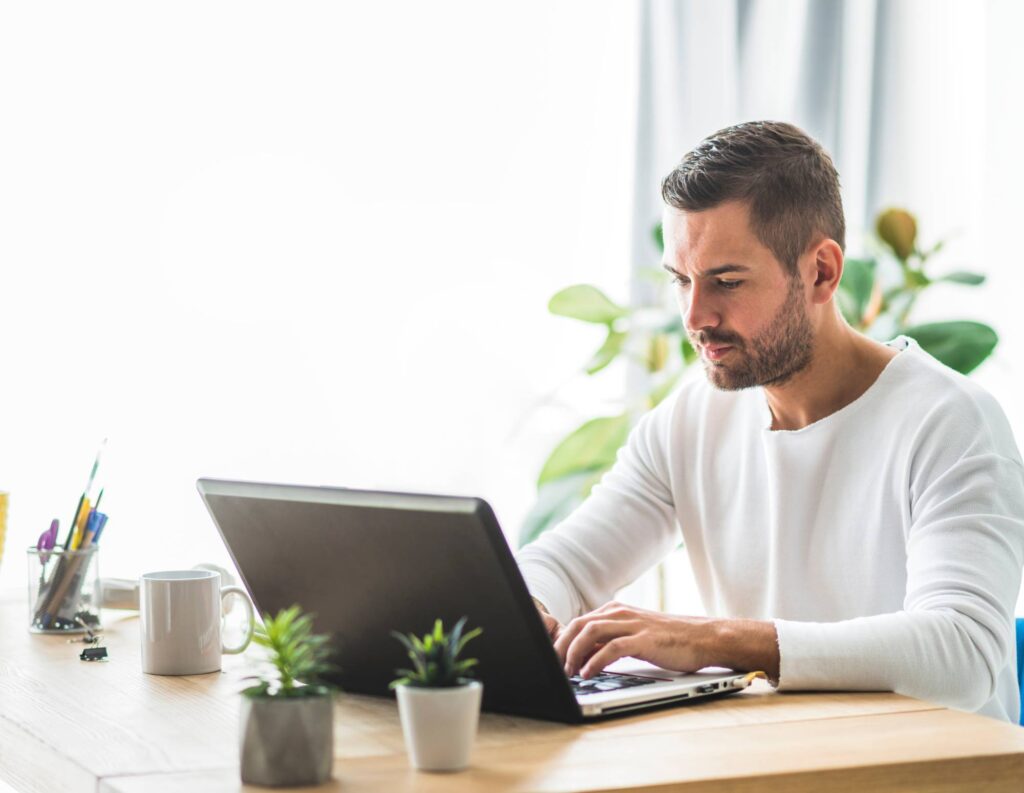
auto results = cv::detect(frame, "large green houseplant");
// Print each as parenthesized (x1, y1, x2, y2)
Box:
(520, 208, 998, 548)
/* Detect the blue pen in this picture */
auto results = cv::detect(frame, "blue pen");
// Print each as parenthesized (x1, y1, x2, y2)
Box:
(91, 513, 109, 544)
(81, 510, 102, 547)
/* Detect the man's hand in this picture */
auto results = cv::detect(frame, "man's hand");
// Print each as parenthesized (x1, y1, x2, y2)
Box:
(552, 601, 780, 682)
(533, 598, 564, 642)
(554, 601, 711, 678)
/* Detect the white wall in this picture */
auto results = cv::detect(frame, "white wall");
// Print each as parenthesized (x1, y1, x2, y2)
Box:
(0, 2, 638, 587)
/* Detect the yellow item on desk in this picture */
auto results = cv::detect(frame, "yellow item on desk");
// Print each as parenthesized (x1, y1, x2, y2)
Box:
(70, 497, 90, 550)
(0, 491, 8, 566)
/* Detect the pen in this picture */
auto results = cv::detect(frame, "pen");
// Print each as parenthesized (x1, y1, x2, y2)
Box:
(80, 510, 102, 549)
(92, 513, 109, 544)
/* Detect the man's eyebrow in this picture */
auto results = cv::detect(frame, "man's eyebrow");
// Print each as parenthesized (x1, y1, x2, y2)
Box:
(662, 263, 751, 278)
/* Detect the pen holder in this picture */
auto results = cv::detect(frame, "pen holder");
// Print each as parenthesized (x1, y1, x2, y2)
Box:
(27, 546, 101, 633)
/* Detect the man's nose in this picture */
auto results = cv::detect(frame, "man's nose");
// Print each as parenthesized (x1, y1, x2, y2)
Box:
(683, 282, 720, 335)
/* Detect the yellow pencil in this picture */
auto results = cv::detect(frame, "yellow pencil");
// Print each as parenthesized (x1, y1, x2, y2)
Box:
(70, 498, 90, 550)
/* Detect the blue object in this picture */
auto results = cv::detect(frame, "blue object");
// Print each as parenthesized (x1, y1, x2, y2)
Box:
(83, 509, 102, 544)
(1016, 618, 1024, 726)
(91, 513, 109, 544)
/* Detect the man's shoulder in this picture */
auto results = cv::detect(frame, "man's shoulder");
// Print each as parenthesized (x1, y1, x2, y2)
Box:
(895, 340, 1002, 415)
(889, 340, 1019, 459)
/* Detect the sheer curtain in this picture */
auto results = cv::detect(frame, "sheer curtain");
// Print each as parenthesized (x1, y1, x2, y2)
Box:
(628, 0, 1024, 612)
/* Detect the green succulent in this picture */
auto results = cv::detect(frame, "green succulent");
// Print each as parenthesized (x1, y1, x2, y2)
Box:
(389, 617, 482, 689)
(242, 605, 336, 698)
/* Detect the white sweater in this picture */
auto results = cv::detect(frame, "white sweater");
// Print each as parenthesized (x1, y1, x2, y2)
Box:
(517, 338, 1024, 722)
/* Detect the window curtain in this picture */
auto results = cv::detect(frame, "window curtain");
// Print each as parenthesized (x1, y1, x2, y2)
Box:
(629, 0, 1020, 425)
(630, 0, 879, 297)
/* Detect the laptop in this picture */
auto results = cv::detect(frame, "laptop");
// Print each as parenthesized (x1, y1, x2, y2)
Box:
(196, 478, 758, 723)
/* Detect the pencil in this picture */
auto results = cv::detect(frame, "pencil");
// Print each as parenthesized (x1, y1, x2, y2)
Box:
(62, 493, 86, 550)
(61, 440, 107, 549)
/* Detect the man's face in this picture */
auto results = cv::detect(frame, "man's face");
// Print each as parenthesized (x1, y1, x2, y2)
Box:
(662, 201, 814, 390)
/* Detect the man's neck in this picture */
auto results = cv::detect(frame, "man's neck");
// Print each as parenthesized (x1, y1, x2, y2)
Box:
(762, 319, 899, 432)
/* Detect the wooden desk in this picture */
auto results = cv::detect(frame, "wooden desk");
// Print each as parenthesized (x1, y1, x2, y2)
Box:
(1, 597, 1023, 793)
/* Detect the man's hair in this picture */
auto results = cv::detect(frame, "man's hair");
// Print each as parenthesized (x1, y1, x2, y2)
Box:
(660, 121, 845, 275)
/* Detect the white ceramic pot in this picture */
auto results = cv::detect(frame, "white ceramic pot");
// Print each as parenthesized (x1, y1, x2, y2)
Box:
(395, 680, 483, 771)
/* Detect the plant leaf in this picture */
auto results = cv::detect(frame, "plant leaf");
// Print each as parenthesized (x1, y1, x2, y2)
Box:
(680, 336, 697, 365)
(651, 222, 664, 254)
(548, 285, 628, 325)
(455, 626, 482, 656)
(646, 334, 670, 373)
(586, 329, 627, 375)
(903, 321, 998, 374)
(876, 208, 917, 261)
(904, 269, 930, 289)
(647, 370, 683, 409)
(242, 681, 271, 698)
(448, 618, 465, 659)
(537, 414, 629, 485)
(517, 470, 594, 547)
(836, 258, 876, 326)
(937, 271, 986, 286)
(250, 605, 336, 695)
(637, 265, 667, 285)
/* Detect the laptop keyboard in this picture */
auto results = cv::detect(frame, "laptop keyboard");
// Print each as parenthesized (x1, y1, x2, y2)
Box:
(569, 672, 661, 697)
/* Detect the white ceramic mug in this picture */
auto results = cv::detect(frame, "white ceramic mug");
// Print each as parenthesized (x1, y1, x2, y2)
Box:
(140, 570, 255, 675)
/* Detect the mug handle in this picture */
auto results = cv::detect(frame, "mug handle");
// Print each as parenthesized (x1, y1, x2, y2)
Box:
(220, 585, 255, 654)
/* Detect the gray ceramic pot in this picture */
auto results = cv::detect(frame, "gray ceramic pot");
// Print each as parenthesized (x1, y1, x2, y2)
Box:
(239, 692, 333, 787)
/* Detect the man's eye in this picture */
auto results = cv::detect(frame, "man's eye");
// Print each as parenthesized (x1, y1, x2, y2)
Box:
(672, 276, 691, 289)
(718, 280, 742, 290)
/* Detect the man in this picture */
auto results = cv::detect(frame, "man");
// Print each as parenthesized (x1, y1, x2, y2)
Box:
(516, 121, 1024, 722)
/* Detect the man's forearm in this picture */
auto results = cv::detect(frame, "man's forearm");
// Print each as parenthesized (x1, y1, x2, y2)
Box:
(702, 618, 780, 683)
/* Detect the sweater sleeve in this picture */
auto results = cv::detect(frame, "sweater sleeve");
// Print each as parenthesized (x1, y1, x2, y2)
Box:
(774, 393, 1024, 714)
(515, 399, 681, 625)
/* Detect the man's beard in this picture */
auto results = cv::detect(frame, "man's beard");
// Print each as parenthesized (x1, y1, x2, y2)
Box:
(691, 277, 814, 391)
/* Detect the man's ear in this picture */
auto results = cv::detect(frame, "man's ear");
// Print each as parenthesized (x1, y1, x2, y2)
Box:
(809, 238, 844, 305)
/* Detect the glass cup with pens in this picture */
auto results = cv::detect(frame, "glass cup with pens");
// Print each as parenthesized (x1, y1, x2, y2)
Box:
(27, 443, 109, 634)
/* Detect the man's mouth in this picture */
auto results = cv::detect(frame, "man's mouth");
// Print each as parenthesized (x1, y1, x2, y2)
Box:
(702, 344, 733, 362)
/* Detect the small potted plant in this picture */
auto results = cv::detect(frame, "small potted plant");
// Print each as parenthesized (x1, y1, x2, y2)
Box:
(240, 605, 336, 787)
(390, 616, 483, 772)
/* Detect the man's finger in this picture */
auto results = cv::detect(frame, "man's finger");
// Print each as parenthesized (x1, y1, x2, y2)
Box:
(579, 636, 636, 679)
(553, 614, 594, 663)
(565, 620, 635, 676)
(554, 606, 637, 663)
